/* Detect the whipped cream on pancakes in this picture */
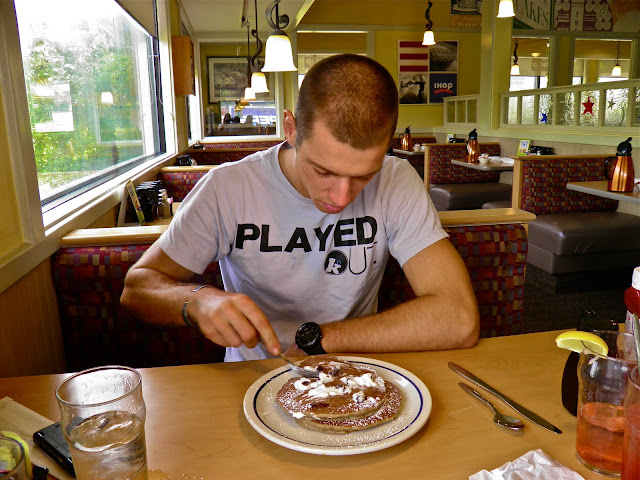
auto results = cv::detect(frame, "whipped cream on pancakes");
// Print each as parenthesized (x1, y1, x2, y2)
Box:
(276, 355, 403, 433)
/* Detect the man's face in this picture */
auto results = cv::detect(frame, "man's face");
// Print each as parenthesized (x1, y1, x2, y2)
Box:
(287, 118, 388, 214)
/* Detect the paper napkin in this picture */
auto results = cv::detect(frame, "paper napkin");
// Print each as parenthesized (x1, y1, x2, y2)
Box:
(469, 449, 585, 480)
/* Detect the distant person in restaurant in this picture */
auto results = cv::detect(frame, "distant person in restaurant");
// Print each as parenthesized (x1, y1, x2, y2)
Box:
(121, 54, 479, 361)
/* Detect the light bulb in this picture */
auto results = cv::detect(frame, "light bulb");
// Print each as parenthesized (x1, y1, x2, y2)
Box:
(497, 0, 515, 17)
(251, 72, 269, 93)
(262, 30, 297, 72)
(422, 30, 435, 46)
(244, 87, 256, 101)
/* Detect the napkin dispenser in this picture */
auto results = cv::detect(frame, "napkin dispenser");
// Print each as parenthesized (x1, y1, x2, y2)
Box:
(466, 128, 478, 163)
(605, 137, 634, 193)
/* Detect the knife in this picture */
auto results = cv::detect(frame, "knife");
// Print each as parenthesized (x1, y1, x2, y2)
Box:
(448, 362, 562, 434)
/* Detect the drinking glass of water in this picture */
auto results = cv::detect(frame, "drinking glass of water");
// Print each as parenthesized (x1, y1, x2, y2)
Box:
(56, 366, 147, 480)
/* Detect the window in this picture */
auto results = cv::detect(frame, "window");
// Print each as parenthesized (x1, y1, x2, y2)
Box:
(14, 0, 161, 210)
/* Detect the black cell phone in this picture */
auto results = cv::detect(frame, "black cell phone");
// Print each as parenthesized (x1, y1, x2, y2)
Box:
(33, 422, 76, 477)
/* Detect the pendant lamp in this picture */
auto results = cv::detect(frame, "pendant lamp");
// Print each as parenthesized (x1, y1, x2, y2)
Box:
(250, 0, 269, 92)
(497, 0, 515, 18)
(611, 41, 622, 76)
(243, 20, 255, 101)
(510, 38, 520, 75)
(422, 1, 435, 46)
(262, 0, 297, 72)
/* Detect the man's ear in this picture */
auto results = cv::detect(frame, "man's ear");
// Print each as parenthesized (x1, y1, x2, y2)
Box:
(283, 110, 297, 147)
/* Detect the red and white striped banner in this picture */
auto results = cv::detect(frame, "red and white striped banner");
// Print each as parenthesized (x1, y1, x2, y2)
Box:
(398, 41, 429, 73)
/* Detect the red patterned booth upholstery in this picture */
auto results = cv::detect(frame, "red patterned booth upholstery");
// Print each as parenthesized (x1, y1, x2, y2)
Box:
(425, 143, 512, 211)
(379, 223, 528, 337)
(160, 169, 210, 201)
(53, 211, 532, 371)
(52, 244, 226, 372)
(186, 141, 279, 166)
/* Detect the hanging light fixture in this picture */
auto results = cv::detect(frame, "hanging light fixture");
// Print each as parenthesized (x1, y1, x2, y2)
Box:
(497, 0, 515, 18)
(244, 19, 256, 101)
(262, 0, 297, 72)
(250, 0, 269, 92)
(611, 41, 622, 77)
(510, 38, 520, 75)
(422, 1, 435, 46)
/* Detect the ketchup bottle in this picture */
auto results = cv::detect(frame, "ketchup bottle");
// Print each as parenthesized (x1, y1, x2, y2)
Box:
(624, 266, 640, 334)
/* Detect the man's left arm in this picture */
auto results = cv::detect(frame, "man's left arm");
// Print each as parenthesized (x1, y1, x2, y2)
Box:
(285, 238, 479, 355)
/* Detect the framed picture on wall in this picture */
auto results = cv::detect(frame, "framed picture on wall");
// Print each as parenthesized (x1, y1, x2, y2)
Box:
(208, 57, 248, 102)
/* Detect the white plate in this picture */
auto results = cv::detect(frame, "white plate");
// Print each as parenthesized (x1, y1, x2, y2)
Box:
(243, 356, 432, 455)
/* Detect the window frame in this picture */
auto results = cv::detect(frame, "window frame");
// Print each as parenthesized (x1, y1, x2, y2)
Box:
(0, 0, 177, 294)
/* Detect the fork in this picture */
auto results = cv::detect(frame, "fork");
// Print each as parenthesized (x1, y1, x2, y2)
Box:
(277, 352, 320, 379)
(258, 338, 320, 378)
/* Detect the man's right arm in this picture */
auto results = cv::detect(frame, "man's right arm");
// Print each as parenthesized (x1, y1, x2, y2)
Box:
(120, 243, 281, 355)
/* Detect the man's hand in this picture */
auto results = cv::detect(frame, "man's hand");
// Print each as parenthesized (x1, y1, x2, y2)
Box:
(122, 243, 281, 355)
(189, 289, 281, 355)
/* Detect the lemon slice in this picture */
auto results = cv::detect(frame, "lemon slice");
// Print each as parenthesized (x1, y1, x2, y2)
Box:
(555, 331, 609, 356)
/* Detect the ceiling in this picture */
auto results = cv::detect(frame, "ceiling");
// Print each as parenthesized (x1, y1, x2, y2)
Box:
(181, 0, 313, 40)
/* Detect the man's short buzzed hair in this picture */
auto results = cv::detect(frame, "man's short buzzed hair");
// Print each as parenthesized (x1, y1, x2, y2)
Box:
(295, 54, 399, 150)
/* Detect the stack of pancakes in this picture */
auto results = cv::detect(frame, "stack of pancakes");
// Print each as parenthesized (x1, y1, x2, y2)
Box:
(276, 355, 403, 433)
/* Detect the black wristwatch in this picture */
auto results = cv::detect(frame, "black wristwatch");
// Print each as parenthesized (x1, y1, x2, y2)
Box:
(295, 322, 326, 355)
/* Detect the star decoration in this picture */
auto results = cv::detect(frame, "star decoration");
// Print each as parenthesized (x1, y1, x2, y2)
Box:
(608, 99, 615, 109)
(540, 112, 548, 124)
(582, 96, 594, 115)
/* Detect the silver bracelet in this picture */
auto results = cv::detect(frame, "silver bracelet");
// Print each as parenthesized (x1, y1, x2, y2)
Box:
(181, 285, 213, 328)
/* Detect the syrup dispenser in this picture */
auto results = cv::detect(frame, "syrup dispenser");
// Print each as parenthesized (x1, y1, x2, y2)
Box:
(605, 137, 635, 192)
(466, 128, 479, 163)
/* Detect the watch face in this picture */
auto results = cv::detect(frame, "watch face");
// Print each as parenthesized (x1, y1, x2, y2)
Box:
(295, 322, 324, 354)
(296, 322, 320, 349)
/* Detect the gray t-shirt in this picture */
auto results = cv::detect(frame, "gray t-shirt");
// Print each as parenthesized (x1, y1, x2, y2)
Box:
(157, 142, 447, 361)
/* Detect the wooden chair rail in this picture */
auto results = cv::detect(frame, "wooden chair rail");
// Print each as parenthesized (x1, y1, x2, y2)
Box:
(60, 209, 535, 247)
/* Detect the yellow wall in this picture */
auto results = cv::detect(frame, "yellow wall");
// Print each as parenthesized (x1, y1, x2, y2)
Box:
(374, 30, 481, 132)
(298, 1, 482, 133)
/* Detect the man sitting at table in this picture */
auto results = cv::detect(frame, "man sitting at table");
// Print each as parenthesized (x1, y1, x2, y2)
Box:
(121, 54, 479, 361)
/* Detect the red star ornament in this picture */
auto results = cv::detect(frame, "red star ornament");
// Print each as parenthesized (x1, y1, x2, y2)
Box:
(582, 96, 594, 115)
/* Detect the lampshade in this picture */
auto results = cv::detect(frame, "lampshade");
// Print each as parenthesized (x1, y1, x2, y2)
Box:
(262, 30, 297, 72)
(510, 63, 520, 75)
(100, 91, 114, 105)
(422, 30, 435, 46)
(244, 86, 256, 101)
(497, 0, 515, 17)
(251, 71, 269, 93)
(611, 64, 622, 76)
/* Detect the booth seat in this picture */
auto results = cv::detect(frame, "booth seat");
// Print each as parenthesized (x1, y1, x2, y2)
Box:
(495, 155, 640, 290)
(425, 143, 512, 210)
(159, 166, 214, 201)
(53, 208, 533, 371)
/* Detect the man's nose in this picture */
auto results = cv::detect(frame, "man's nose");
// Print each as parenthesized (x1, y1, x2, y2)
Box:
(329, 178, 352, 207)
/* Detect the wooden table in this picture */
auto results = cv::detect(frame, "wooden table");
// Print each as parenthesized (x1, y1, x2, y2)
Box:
(393, 148, 425, 158)
(567, 180, 640, 205)
(451, 159, 515, 172)
(0, 331, 593, 479)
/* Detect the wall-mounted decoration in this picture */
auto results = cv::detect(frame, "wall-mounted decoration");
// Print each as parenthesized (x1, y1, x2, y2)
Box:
(207, 57, 248, 102)
(450, 0, 482, 28)
(515, 0, 640, 32)
(398, 40, 458, 105)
